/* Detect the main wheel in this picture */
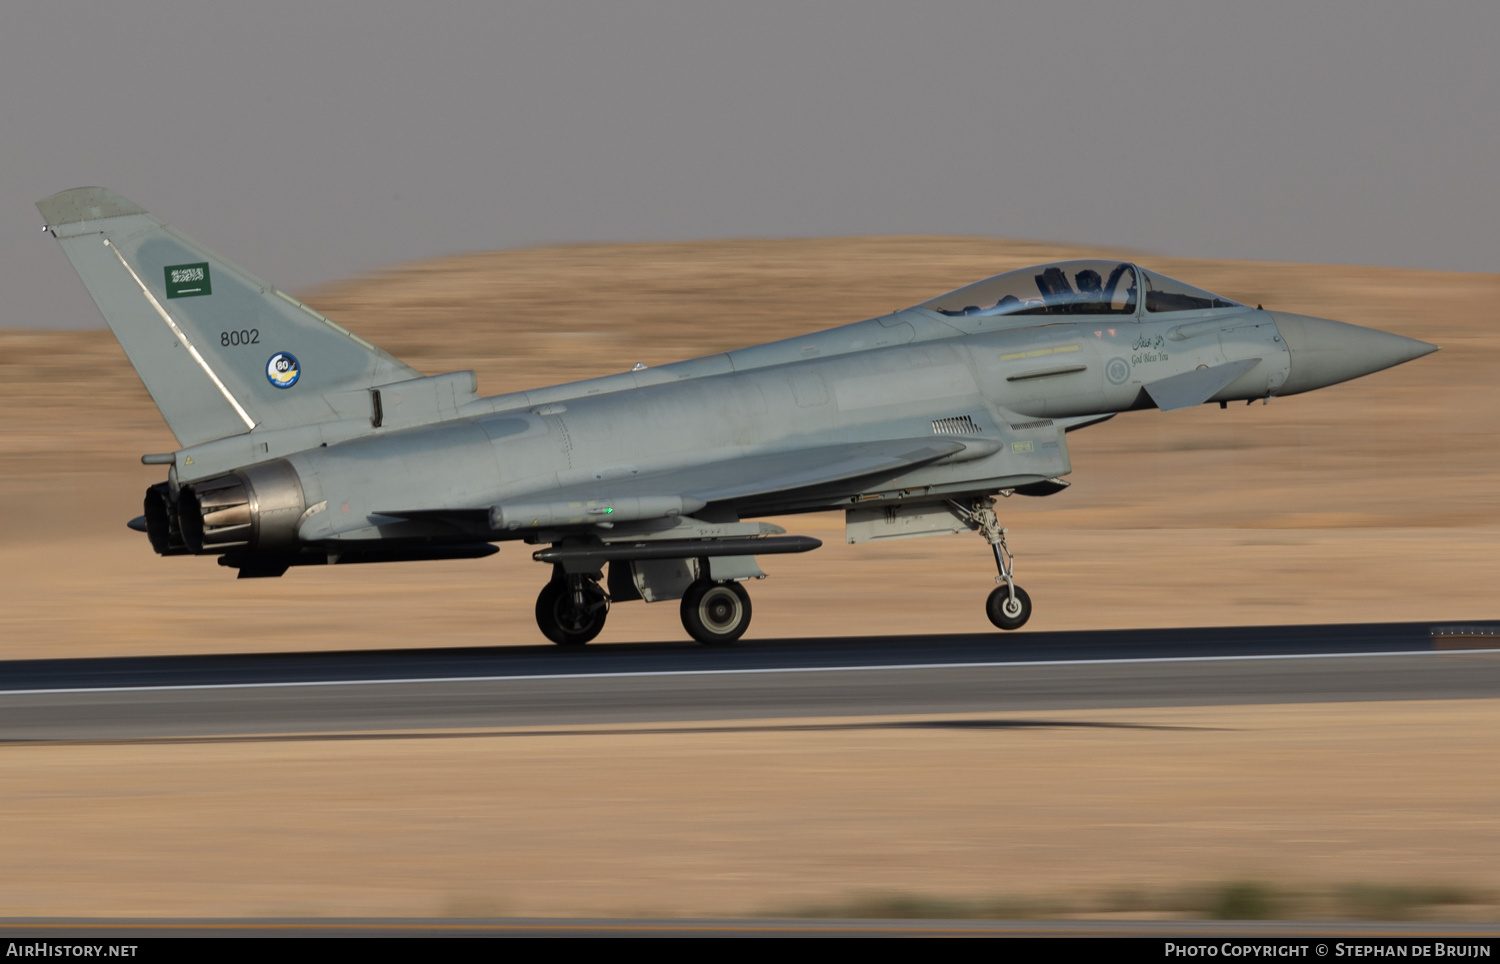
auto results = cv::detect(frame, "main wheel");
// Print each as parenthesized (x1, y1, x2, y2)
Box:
(680, 580, 752, 645)
(535, 579, 609, 646)
(986, 584, 1032, 631)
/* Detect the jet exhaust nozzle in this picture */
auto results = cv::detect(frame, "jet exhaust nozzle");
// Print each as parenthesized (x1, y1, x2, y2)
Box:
(142, 482, 191, 555)
(177, 460, 307, 554)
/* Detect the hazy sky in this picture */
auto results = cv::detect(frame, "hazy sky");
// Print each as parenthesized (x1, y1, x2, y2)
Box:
(5, 1, 1496, 328)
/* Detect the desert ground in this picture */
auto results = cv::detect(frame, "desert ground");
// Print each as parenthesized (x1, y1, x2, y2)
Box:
(0, 237, 1496, 917)
(0, 700, 1498, 920)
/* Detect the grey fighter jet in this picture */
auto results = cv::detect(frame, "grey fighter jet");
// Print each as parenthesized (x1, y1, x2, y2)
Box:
(38, 187, 1437, 644)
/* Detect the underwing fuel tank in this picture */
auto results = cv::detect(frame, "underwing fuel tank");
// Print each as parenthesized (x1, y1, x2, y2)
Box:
(490, 496, 708, 531)
(175, 460, 307, 554)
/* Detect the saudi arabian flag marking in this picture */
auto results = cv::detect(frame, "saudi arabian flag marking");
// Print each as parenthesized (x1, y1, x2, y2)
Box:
(164, 262, 212, 298)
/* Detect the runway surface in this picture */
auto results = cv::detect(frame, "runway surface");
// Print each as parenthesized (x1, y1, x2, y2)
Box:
(1, 621, 1496, 741)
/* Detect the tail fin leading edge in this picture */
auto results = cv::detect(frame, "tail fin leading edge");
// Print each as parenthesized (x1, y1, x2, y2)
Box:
(38, 187, 419, 447)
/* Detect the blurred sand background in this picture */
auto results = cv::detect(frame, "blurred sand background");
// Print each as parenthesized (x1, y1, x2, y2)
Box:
(0, 238, 1497, 918)
(0, 237, 1495, 656)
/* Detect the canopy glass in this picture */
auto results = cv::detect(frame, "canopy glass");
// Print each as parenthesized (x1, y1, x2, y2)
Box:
(914, 260, 1241, 318)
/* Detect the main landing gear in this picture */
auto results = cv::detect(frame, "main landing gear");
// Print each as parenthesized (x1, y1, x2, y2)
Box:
(535, 569, 610, 646)
(533, 565, 754, 647)
(680, 579, 752, 645)
(948, 497, 1033, 631)
(528, 534, 817, 646)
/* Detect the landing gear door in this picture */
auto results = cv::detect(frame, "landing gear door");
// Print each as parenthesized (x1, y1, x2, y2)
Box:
(625, 556, 767, 602)
(845, 502, 970, 544)
(629, 558, 699, 602)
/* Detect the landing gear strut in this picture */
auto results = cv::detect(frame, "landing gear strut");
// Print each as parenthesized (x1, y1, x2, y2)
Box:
(949, 497, 1032, 631)
(680, 579, 752, 645)
(535, 569, 610, 646)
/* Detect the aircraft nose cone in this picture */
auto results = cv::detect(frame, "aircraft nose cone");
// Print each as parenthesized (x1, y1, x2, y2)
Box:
(1271, 311, 1438, 395)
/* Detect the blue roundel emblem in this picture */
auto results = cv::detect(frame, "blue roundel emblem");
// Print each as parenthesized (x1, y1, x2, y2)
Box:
(266, 352, 301, 389)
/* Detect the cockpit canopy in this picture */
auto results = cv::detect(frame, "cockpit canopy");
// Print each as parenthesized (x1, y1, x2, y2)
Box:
(913, 259, 1241, 318)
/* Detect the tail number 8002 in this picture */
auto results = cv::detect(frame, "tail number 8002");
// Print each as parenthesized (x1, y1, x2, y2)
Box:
(221, 329, 260, 346)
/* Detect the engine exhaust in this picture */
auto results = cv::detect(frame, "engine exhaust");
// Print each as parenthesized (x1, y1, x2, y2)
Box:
(177, 460, 307, 554)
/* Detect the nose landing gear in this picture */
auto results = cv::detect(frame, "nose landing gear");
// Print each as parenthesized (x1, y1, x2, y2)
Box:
(948, 497, 1032, 631)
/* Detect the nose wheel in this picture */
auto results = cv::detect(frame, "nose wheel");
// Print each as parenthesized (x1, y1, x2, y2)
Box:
(949, 497, 1032, 631)
(681, 579, 752, 645)
(536, 573, 610, 646)
(986, 584, 1032, 630)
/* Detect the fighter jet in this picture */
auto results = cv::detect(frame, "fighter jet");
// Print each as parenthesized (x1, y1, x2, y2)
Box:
(37, 187, 1437, 645)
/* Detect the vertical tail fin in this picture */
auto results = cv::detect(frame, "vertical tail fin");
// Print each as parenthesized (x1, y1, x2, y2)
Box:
(37, 187, 419, 447)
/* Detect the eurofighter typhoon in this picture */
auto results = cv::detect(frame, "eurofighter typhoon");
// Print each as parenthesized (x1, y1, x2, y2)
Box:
(38, 188, 1437, 644)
